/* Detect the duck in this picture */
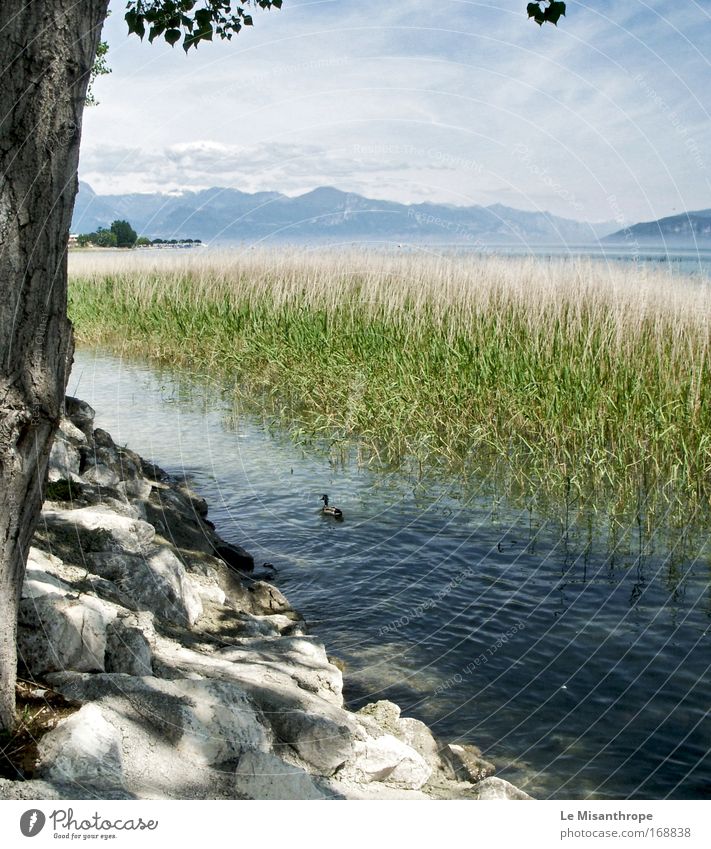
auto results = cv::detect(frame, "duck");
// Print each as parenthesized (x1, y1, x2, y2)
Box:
(320, 493, 343, 519)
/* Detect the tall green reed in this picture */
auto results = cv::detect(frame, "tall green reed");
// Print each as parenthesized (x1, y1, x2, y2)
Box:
(68, 249, 711, 511)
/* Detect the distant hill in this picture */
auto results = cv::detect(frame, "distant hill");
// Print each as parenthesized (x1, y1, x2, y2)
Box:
(604, 210, 711, 245)
(72, 182, 616, 245)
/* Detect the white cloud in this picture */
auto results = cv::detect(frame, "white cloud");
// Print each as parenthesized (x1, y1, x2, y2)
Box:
(81, 0, 711, 220)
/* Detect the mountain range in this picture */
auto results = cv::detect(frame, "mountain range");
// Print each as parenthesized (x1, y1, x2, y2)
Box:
(604, 210, 711, 245)
(72, 182, 618, 245)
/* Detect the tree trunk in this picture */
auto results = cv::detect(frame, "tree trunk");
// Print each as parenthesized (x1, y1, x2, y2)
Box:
(0, 0, 109, 732)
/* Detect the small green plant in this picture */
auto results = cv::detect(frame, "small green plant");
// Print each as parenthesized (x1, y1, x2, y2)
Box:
(85, 40, 111, 106)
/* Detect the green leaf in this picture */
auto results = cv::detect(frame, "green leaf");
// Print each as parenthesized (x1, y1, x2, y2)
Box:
(526, 3, 545, 24)
(125, 0, 285, 47)
(125, 10, 146, 39)
(545, 1, 566, 25)
(148, 24, 166, 43)
(195, 8, 213, 28)
(195, 25, 213, 42)
(165, 28, 182, 47)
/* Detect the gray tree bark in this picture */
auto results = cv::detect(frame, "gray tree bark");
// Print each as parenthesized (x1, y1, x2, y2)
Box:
(0, 0, 109, 731)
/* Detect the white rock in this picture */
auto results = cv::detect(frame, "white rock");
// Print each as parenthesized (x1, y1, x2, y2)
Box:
(18, 592, 118, 676)
(22, 548, 73, 599)
(36, 703, 125, 788)
(41, 505, 155, 554)
(45, 674, 273, 778)
(234, 751, 327, 799)
(326, 776, 431, 800)
(229, 614, 281, 637)
(470, 777, 533, 800)
(346, 734, 432, 790)
(82, 463, 121, 488)
(48, 435, 81, 480)
(176, 679, 272, 766)
(117, 477, 153, 501)
(105, 612, 154, 676)
(143, 548, 203, 627)
(251, 613, 300, 634)
(268, 706, 359, 775)
(58, 418, 88, 445)
(151, 637, 359, 774)
(64, 397, 96, 438)
(187, 574, 226, 606)
(100, 496, 146, 521)
(216, 636, 343, 704)
(89, 548, 202, 628)
(397, 717, 448, 775)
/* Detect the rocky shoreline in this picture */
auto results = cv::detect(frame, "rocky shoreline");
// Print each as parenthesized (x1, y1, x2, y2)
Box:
(1, 398, 532, 801)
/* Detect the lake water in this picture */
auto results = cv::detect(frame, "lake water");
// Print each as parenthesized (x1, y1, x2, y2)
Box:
(121, 241, 711, 281)
(70, 349, 711, 800)
(377, 243, 711, 282)
(470, 244, 711, 280)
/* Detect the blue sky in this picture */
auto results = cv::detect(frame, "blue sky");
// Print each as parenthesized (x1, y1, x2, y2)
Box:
(80, 0, 711, 223)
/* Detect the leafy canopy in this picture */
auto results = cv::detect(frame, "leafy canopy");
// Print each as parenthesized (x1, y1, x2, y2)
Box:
(110, 219, 138, 247)
(527, 1, 566, 27)
(125, 2, 564, 53)
(125, 0, 284, 52)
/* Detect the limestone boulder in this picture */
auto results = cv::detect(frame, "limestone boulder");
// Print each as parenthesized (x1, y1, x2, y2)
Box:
(64, 396, 96, 439)
(186, 574, 226, 606)
(41, 505, 156, 555)
(356, 700, 451, 777)
(105, 612, 155, 676)
(46, 673, 273, 771)
(249, 581, 294, 616)
(215, 636, 344, 705)
(398, 717, 449, 775)
(59, 418, 88, 446)
(441, 743, 496, 783)
(36, 703, 126, 789)
(81, 463, 121, 488)
(150, 637, 357, 774)
(266, 704, 359, 775)
(470, 776, 533, 800)
(18, 586, 118, 676)
(140, 548, 203, 627)
(344, 733, 432, 790)
(48, 433, 82, 482)
(22, 548, 74, 599)
(234, 751, 327, 800)
(91, 547, 203, 628)
(117, 477, 153, 501)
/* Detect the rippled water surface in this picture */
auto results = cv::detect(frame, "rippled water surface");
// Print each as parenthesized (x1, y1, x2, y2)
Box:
(71, 349, 711, 800)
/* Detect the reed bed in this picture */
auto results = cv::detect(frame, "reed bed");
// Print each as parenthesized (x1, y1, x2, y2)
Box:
(68, 248, 711, 508)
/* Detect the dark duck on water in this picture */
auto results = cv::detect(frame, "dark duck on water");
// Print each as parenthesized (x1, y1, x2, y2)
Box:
(320, 494, 343, 519)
